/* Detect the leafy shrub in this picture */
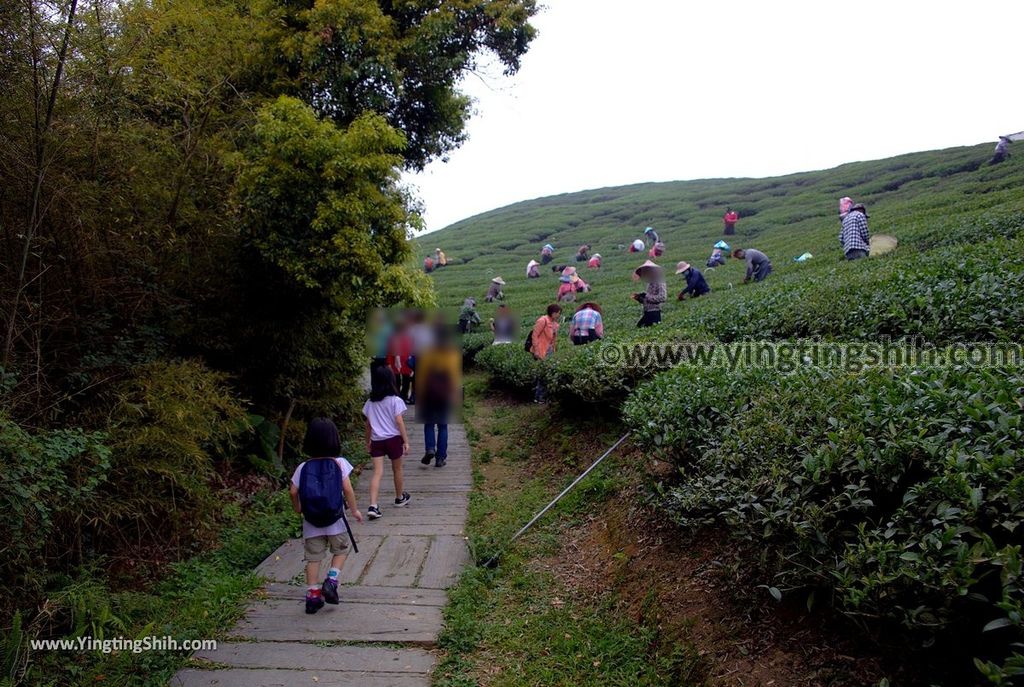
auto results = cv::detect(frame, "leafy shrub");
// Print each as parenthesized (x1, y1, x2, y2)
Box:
(0, 418, 110, 613)
(475, 345, 538, 392)
(625, 362, 1024, 679)
(100, 359, 248, 551)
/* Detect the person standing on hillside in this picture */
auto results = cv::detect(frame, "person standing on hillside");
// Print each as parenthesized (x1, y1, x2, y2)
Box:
(423, 255, 434, 273)
(588, 253, 601, 269)
(629, 238, 645, 254)
(732, 248, 772, 283)
(991, 136, 1011, 165)
(485, 276, 505, 302)
(526, 259, 540, 278)
(723, 208, 739, 235)
(632, 260, 666, 327)
(435, 248, 447, 268)
(840, 203, 871, 260)
(528, 304, 561, 403)
(675, 261, 710, 300)
(643, 227, 660, 246)
(576, 244, 591, 262)
(569, 302, 604, 345)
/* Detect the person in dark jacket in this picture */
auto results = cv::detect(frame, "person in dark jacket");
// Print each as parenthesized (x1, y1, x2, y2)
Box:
(675, 261, 710, 300)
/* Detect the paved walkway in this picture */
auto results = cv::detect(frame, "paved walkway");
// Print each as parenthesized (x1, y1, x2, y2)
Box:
(173, 421, 472, 687)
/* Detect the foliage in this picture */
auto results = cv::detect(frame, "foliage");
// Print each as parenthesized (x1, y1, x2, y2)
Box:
(0, 417, 110, 614)
(269, 0, 539, 169)
(430, 144, 1024, 682)
(234, 96, 432, 411)
(28, 491, 299, 686)
(625, 363, 1024, 681)
(100, 360, 247, 552)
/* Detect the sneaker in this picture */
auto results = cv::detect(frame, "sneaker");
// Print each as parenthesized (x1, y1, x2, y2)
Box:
(435, 457, 447, 468)
(394, 492, 411, 507)
(305, 589, 325, 614)
(367, 505, 382, 520)
(321, 577, 340, 605)
(421, 451, 435, 466)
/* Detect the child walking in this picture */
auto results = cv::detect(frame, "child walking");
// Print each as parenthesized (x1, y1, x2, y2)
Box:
(363, 365, 410, 519)
(289, 418, 363, 614)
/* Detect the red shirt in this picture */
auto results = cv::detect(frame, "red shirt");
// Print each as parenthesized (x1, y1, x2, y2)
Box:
(387, 332, 414, 375)
(724, 211, 739, 223)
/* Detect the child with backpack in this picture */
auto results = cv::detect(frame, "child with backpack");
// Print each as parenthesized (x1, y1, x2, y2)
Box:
(290, 418, 363, 614)
(363, 365, 411, 519)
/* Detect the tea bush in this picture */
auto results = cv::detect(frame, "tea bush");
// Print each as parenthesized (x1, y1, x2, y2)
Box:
(625, 363, 1024, 679)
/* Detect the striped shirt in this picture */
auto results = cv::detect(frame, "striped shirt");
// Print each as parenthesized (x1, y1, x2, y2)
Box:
(840, 211, 870, 254)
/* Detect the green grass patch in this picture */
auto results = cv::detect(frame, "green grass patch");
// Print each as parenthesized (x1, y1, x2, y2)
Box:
(28, 490, 299, 686)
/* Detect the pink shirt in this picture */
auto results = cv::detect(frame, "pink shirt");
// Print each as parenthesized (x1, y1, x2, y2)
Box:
(362, 395, 407, 441)
(291, 457, 354, 538)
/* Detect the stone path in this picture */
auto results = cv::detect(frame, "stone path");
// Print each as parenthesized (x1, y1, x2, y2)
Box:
(172, 421, 472, 687)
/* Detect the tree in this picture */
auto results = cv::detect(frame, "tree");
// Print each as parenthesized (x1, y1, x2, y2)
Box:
(266, 0, 539, 169)
(233, 96, 433, 412)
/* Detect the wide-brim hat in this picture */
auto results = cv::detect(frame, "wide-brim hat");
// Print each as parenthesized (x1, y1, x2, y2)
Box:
(592, 253, 601, 259)
(492, 277, 505, 285)
(675, 261, 691, 274)
(527, 260, 539, 268)
(714, 240, 730, 250)
(561, 266, 577, 276)
(644, 226, 654, 234)
(634, 260, 662, 278)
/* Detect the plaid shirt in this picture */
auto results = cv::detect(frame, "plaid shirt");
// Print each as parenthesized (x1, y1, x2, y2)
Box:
(571, 308, 602, 335)
(840, 211, 870, 254)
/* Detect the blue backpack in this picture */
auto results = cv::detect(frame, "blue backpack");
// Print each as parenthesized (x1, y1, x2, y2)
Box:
(298, 458, 346, 528)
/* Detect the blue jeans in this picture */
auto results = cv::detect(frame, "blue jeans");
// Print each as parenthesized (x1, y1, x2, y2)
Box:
(424, 423, 448, 459)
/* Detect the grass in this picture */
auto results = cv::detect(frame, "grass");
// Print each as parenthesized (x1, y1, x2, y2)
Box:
(29, 490, 299, 687)
(433, 373, 708, 687)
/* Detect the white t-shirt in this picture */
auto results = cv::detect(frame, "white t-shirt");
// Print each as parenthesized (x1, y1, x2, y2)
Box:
(362, 396, 407, 441)
(291, 457, 354, 538)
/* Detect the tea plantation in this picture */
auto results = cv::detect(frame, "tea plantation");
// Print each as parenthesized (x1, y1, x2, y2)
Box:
(424, 142, 1024, 682)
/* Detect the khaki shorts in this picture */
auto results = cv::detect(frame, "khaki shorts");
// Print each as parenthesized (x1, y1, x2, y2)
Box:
(303, 534, 349, 562)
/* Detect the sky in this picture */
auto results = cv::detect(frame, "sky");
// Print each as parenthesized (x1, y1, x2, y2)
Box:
(406, 0, 1023, 233)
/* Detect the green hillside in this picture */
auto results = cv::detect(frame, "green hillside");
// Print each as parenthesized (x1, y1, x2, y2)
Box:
(424, 142, 1024, 684)
(422, 142, 1022, 325)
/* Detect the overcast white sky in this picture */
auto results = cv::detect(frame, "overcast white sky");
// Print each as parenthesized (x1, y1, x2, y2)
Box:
(406, 0, 1022, 233)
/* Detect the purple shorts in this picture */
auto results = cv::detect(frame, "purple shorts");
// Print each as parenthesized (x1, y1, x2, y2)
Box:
(370, 435, 404, 460)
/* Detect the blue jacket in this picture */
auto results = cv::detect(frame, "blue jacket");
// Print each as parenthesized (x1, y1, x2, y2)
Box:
(680, 268, 710, 298)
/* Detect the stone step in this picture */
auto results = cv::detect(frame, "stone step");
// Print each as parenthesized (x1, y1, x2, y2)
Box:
(172, 668, 428, 687)
(229, 599, 442, 644)
(188, 641, 434, 673)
